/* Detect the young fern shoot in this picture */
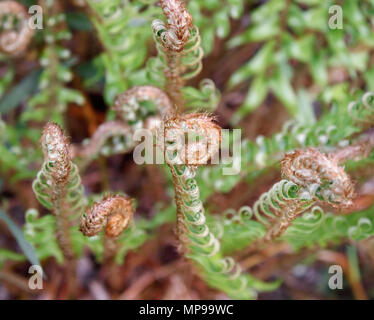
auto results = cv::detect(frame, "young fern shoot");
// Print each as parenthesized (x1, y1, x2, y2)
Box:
(152, 0, 203, 109)
(32, 122, 86, 261)
(80, 195, 134, 263)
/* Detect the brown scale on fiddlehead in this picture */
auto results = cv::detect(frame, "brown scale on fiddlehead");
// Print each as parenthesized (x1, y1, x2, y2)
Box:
(281, 147, 355, 207)
(153, 0, 192, 53)
(80, 195, 133, 262)
(41, 122, 72, 185)
(0, 1, 34, 55)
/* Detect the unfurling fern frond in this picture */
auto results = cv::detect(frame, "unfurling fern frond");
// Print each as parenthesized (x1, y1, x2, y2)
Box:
(151, 0, 207, 109)
(169, 164, 278, 299)
(281, 148, 355, 207)
(80, 195, 134, 262)
(200, 92, 374, 196)
(158, 113, 221, 165)
(218, 145, 361, 253)
(0, 1, 34, 55)
(157, 112, 277, 299)
(32, 122, 86, 261)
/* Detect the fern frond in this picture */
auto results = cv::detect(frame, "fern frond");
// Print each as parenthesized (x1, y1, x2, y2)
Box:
(23, 209, 64, 263)
(200, 92, 374, 196)
(151, 0, 204, 109)
(32, 122, 86, 261)
(281, 148, 355, 207)
(87, 0, 155, 102)
(169, 163, 278, 299)
(283, 205, 374, 250)
(22, 0, 84, 124)
(158, 113, 221, 165)
(80, 194, 134, 262)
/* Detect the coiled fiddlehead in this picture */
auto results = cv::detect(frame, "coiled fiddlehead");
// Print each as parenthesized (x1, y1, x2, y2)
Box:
(0, 1, 34, 55)
(157, 113, 277, 298)
(32, 122, 86, 261)
(281, 148, 355, 207)
(158, 113, 221, 165)
(152, 0, 204, 109)
(80, 195, 134, 262)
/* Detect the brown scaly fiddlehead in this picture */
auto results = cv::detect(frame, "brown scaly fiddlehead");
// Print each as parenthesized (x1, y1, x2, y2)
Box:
(80, 195, 134, 262)
(32, 122, 87, 262)
(0, 1, 34, 55)
(238, 139, 374, 256)
(157, 115, 278, 298)
(158, 113, 221, 245)
(152, 0, 203, 109)
(158, 113, 221, 166)
(281, 147, 355, 208)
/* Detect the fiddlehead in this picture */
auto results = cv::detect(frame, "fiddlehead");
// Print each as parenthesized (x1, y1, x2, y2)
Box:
(158, 113, 276, 299)
(32, 122, 86, 261)
(199, 92, 374, 196)
(158, 113, 221, 165)
(152, 0, 204, 109)
(80, 195, 134, 262)
(281, 148, 355, 207)
(152, 0, 192, 52)
(0, 1, 34, 55)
